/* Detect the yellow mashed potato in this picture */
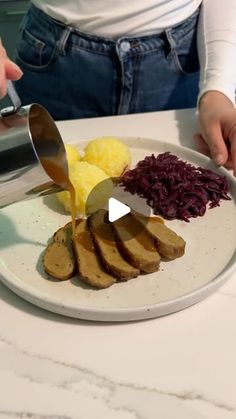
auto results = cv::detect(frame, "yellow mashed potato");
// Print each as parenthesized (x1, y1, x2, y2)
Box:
(65, 144, 81, 166)
(57, 161, 113, 216)
(83, 136, 131, 177)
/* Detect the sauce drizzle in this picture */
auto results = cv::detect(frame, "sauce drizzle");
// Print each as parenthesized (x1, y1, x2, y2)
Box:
(40, 158, 76, 238)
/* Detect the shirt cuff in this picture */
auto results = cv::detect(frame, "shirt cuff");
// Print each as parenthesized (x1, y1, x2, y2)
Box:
(197, 79, 236, 108)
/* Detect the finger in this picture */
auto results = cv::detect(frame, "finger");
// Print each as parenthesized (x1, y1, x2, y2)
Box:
(194, 133, 233, 170)
(200, 123, 229, 166)
(5, 59, 23, 80)
(0, 62, 7, 98)
(0, 38, 7, 59)
(194, 133, 211, 157)
(229, 132, 236, 176)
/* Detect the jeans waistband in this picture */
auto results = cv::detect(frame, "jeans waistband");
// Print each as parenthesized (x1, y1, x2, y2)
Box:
(27, 3, 200, 55)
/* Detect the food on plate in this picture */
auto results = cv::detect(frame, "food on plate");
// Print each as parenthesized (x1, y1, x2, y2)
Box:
(44, 222, 75, 280)
(88, 209, 140, 280)
(56, 138, 131, 217)
(65, 144, 81, 166)
(112, 213, 161, 273)
(56, 161, 113, 216)
(121, 152, 231, 222)
(133, 213, 185, 260)
(83, 136, 131, 177)
(43, 209, 185, 288)
(73, 218, 116, 289)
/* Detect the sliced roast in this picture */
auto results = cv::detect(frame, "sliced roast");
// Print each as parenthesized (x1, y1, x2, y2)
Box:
(134, 213, 186, 259)
(43, 222, 75, 280)
(88, 209, 140, 280)
(112, 213, 161, 273)
(74, 219, 116, 289)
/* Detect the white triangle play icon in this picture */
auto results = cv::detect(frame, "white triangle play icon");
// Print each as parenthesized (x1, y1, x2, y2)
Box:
(108, 197, 131, 222)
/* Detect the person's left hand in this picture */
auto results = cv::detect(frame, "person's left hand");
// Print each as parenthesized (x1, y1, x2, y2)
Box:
(195, 90, 236, 176)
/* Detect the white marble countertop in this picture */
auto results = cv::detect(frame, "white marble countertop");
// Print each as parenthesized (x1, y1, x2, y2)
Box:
(0, 108, 236, 419)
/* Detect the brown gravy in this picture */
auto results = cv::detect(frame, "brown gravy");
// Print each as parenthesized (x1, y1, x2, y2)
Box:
(40, 158, 76, 238)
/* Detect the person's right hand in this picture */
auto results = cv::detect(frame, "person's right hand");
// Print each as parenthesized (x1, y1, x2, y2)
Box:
(0, 38, 23, 98)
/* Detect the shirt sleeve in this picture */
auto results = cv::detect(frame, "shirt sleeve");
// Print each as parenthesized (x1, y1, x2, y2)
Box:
(197, 0, 236, 105)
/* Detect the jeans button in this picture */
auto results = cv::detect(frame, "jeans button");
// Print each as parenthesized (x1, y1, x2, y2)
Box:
(120, 41, 131, 52)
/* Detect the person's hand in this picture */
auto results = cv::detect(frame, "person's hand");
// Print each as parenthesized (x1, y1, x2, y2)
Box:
(195, 91, 236, 176)
(0, 38, 23, 98)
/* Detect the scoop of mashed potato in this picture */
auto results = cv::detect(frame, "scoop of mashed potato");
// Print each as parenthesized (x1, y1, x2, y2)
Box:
(57, 161, 113, 216)
(65, 144, 81, 166)
(83, 136, 131, 178)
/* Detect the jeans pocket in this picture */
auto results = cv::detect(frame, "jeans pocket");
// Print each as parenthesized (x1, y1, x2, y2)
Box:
(15, 25, 58, 71)
(174, 37, 199, 75)
(169, 11, 200, 75)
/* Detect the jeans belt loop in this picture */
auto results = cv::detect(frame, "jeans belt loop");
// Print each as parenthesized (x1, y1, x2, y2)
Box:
(57, 27, 73, 56)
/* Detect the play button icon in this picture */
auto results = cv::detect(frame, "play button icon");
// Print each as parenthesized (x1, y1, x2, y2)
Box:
(108, 198, 130, 222)
(85, 177, 151, 241)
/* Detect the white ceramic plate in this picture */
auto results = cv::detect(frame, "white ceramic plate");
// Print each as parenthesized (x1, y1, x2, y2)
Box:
(0, 137, 236, 322)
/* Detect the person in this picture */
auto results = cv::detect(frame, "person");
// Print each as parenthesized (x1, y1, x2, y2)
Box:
(0, 0, 236, 176)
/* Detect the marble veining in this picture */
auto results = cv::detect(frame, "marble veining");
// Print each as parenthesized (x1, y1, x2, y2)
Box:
(0, 333, 235, 419)
(218, 291, 236, 299)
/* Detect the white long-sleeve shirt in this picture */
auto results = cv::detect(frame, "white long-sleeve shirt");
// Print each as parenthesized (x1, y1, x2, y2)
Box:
(31, 0, 236, 104)
(197, 0, 236, 105)
(32, 0, 202, 37)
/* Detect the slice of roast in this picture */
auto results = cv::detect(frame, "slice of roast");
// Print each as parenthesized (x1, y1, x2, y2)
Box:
(112, 214, 161, 273)
(74, 219, 116, 289)
(43, 222, 75, 280)
(88, 209, 140, 281)
(133, 213, 185, 259)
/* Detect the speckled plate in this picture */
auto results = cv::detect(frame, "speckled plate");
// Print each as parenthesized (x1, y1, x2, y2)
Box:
(0, 137, 236, 321)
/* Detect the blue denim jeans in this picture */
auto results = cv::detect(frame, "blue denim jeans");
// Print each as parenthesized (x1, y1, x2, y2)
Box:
(15, 4, 200, 120)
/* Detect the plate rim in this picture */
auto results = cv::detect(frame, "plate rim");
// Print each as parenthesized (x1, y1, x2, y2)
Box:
(0, 261, 234, 321)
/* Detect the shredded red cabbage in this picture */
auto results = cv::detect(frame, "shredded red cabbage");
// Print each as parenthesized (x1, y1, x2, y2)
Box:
(120, 152, 231, 222)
